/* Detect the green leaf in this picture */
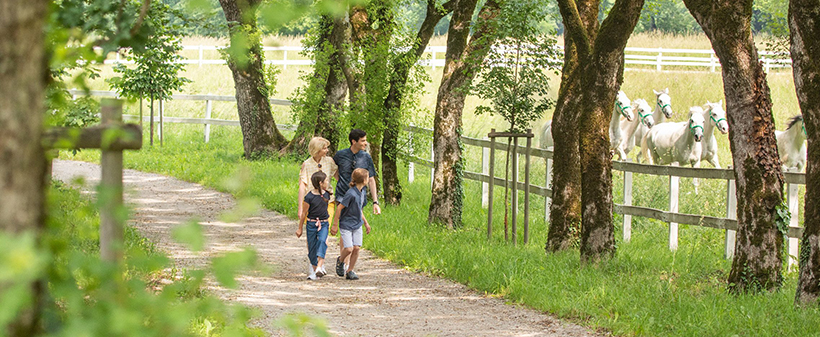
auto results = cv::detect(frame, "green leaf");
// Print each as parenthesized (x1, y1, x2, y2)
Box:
(211, 249, 257, 288)
(172, 219, 206, 252)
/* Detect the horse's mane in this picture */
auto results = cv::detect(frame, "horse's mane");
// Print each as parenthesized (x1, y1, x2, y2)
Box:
(787, 115, 804, 130)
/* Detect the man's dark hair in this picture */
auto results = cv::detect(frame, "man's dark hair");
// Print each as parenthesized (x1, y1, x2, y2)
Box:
(349, 129, 367, 144)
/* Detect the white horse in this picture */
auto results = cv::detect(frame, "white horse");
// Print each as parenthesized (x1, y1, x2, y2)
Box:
(700, 101, 729, 168)
(616, 98, 654, 160)
(776, 115, 807, 171)
(641, 108, 705, 168)
(540, 91, 635, 152)
(628, 88, 674, 160)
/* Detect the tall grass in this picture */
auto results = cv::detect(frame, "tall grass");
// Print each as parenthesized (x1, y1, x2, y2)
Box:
(64, 127, 819, 336)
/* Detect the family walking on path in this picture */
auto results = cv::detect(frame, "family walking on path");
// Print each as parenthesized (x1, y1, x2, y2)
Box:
(296, 129, 380, 281)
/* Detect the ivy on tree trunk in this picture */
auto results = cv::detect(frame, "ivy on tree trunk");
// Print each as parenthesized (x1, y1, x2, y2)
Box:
(790, 0, 820, 305)
(428, 0, 501, 228)
(684, 0, 785, 293)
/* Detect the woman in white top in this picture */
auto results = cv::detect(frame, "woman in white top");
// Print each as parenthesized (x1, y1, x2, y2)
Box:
(298, 137, 339, 224)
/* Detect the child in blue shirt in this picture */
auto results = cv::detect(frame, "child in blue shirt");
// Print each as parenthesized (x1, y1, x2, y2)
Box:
(297, 171, 332, 280)
(330, 168, 371, 280)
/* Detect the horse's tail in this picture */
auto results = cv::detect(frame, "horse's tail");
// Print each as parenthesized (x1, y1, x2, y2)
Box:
(540, 121, 553, 149)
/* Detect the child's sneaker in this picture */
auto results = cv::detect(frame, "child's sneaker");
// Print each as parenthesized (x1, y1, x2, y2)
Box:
(316, 267, 326, 277)
(335, 257, 345, 277)
(345, 270, 359, 280)
(307, 271, 317, 280)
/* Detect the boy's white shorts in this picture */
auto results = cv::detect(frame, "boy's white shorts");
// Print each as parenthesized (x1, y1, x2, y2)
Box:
(340, 227, 363, 248)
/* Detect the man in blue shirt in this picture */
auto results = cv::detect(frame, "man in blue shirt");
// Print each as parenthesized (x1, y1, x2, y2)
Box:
(333, 129, 381, 215)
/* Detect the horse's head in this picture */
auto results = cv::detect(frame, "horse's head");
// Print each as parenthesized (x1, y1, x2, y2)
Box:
(616, 91, 634, 122)
(704, 100, 728, 134)
(787, 115, 805, 138)
(689, 111, 706, 142)
(653, 88, 673, 118)
(633, 99, 654, 128)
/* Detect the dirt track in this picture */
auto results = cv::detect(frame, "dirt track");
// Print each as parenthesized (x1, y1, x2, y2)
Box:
(52, 159, 599, 337)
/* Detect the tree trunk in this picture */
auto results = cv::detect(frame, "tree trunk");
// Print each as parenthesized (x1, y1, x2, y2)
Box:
(790, 0, 820, 305)
(428, 0, 501, 228)
(558, 0, 645, 262)
(219, 0, 288, 159)
(0, 1, 48, 335)
(685, 0, 785, 293)
(546, 0, 599, 253)
(283, 14, 348, 155)
(382, 0, 454, 205)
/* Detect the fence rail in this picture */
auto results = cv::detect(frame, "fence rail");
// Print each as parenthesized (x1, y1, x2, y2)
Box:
(99, 45, 792, 73)
(71, 90, 806, 268)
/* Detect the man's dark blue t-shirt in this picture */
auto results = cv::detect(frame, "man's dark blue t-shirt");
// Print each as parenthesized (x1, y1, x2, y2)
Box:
(333, 148, 378, 202)
(338, 186, 365, 230)
(303, 191, 331, 220)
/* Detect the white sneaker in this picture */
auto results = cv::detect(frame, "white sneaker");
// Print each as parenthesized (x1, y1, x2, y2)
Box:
(315, 266, 326, 277)
(307, 272, 317, 280)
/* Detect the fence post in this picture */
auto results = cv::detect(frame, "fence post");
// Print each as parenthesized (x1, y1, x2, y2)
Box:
(657, 48, 663, 72)
(623, 160, 633, 242)
(725, 177, 737, 259)
(787, 168, 800, 271)
(205, 99, 212, 143)
(668, 162, 679, 251)
(431, 51, 437, 71)
(482, 146, 489, 208)
(408, 124, 415, 184)
(430, 140, 434, 188)
(512, 137, 518, 245)
(199, 45, 204, 67)
(284, 49, 288, 70)
(100, 99, 125, 263)
(524, 131, 531, 245)
(710, 52, 717, 73)
(159, 100, 164, 146)
(544, 157, 552, 221)
(488, 130, 496, 240)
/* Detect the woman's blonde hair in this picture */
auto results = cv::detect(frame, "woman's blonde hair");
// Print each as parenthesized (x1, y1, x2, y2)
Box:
(349, 168, 369, 187)
(308, 137, 330, 157)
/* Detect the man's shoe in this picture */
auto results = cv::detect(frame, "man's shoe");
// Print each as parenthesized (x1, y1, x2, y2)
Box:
(345, 270, 359, 280)
(335, 257, 345, 277)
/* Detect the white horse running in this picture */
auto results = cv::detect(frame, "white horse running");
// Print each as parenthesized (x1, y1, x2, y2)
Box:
(700, 101, 729, 168)
(776, 115, 807, 171)
(641, 108, 705, 168)
(540, 91, 635, 152)
(628, 88, 674, 160)
(616, 98, 654, 160)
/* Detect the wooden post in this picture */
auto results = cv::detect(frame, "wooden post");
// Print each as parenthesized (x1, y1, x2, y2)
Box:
(524, 130, 531, 244)
(710, 52, 717, 73)
(139, 98, 143, 130)
(725, 177, 737, 259)
(657, 48, 663, 72)
(787, 167, 800, 271)
(488, 129, 495, 240)
(205, 99, 212, 143)
(623, 159, 633, 242)
(159, 100, 164, 146)
(512, 137, 518, 245)
(482, 146, 490, 208)
(545, 157, 552, 221)
(431, 51, 437, 71)
(100, 99, 125, 263)
(668, 162, 679, 251)
(199, 45, 204, 67)
(284, 50, 288, 70)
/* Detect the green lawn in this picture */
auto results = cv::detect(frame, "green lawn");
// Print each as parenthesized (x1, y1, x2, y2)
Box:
(64, 126, 820, 336)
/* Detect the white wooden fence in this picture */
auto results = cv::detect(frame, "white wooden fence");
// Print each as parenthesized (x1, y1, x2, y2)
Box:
(100, 45, 792, 72)
(71, 90, 807, 268)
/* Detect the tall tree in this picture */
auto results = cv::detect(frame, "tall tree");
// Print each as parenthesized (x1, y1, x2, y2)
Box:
(427, 0, 501, 228)
(1, 1, 48, 336)
(684, 0, 785, 293)
(790, 0, 820, 305)
(219, 0, 289, 159)
(381, 0, 454, 205)
(546, 0, 599, 253)
(286, 13, 350, 155)
(557, 0, 645, 262)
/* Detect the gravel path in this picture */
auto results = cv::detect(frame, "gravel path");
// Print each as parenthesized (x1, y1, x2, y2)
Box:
(52, 159, 599, 337)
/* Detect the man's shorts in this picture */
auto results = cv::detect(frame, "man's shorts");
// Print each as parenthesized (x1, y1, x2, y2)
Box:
(340, 227, 363, 248)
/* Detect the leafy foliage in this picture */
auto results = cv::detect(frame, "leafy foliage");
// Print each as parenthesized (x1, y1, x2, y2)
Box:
(107, 1, 191, 103)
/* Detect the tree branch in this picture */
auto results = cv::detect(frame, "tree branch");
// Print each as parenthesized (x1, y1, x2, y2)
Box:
(593, 0, 645, 57)
(129, 0, 153, 37)
(557, 0, 592, 59)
